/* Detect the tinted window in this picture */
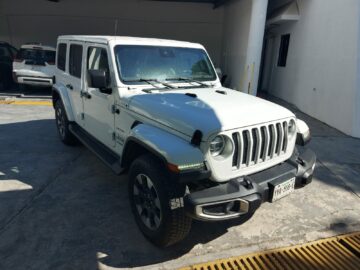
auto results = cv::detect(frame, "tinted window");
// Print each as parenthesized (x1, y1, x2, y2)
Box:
(87, 47, 110, 85)
(16, 49, 55, 64)
(69, 44, 83, 78)
(114, 45, 216, 83)
(0, 46, 11, 59)
(57, 43, 67, 71)
(278, 34, 290, 67)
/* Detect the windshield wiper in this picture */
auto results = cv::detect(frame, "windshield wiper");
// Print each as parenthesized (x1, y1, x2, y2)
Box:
(165, 77, 213, 88)
(123, 78, 175, 89)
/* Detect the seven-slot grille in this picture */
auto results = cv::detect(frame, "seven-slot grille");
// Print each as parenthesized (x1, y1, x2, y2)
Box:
(232, 121, 289, 169)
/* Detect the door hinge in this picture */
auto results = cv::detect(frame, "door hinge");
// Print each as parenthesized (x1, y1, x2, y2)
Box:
(111, 105, 120, 114)
(112, 132, 116, 141)
(81, 113, 85, 120)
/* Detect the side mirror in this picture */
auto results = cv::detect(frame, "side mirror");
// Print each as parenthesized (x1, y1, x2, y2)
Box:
(88, 69, 112, 94)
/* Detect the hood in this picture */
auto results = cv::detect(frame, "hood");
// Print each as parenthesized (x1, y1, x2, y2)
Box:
(128, 87, 295, 140)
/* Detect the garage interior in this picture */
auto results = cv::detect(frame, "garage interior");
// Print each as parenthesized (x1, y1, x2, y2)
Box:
(0, 0, 268, 95)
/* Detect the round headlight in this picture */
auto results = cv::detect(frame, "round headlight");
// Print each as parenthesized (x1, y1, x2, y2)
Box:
(210, 135, 225, 156)
(288, 119, 296, 135)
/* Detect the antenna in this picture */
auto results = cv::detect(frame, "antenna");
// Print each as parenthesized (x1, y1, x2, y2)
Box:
(114, 19, 118, 36)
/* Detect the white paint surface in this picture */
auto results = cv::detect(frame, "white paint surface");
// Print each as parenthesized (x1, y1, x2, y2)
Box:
(264, 0, 360, 138)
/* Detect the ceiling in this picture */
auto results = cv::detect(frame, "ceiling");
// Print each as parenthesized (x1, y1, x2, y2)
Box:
(147, 0, 229, 9)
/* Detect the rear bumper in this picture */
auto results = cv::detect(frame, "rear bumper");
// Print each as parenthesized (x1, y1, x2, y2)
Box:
(184, 148, 316, 221)
(14, 74, 53, 86)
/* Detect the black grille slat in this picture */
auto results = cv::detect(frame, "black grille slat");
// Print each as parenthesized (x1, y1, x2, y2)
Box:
(260, 127, 266, 160)
(268, 125, 274, 157)
(251, 129, 257, 162)
(232, 133, 239, 167)
(231, 121, 290, 169)
(275, 123, 282, 155)
(242, 131, 249, 165)
(282, 122, 288, 152)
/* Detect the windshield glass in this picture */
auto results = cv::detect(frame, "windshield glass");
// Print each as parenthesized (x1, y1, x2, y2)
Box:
(17, 49, 55, 64)
(114, 45, 217, 84)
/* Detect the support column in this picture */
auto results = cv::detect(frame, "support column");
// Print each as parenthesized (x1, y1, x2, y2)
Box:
(241, 0, 268, 95)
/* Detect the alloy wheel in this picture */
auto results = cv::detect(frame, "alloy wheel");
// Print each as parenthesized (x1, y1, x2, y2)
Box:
(133, 174, 162, 230)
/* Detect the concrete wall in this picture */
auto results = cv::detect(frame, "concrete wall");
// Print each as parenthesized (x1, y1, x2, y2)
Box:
(0, 0, 224, 64)
(221, 0, 268, 94)
(221, 0, 252, 90)
(264, 0, 360, 137)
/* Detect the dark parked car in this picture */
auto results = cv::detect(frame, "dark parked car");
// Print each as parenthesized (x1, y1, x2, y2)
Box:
(0, 41, 18, 90)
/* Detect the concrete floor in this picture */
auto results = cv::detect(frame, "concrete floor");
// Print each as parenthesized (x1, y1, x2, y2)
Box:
(0, 90, 360, 270)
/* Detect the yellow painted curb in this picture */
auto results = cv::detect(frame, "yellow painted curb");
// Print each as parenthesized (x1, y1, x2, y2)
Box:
(180, 232, 360, 270)
(0, 100, 52, 106)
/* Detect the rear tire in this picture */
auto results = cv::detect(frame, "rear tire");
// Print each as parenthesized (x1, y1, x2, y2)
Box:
(55, 99, 78, 146)
(129, 154, 192, 247)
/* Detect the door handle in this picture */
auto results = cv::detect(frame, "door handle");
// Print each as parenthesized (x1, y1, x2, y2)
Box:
(66, 84, 73, 90)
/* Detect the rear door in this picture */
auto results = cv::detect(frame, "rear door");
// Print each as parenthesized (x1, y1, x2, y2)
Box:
(82, 45, 115, 148)
(67, 43, 85, 125)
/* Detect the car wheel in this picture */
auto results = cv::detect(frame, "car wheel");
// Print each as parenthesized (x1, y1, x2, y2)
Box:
(129, 154, 192, 247)
(55, 99, 79, 146)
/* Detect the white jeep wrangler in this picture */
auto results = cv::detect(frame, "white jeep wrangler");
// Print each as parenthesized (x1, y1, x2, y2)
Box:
(52, 35, 316, 247)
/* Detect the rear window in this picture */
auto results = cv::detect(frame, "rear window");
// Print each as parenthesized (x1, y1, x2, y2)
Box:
(69, 44, 83, 78)
(57, 43, 67, 71)
(16, 48, 55, 64)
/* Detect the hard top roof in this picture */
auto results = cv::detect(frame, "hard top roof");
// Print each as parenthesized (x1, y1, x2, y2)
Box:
(20, 44, 56, 51)
(58, 35, 204, 49)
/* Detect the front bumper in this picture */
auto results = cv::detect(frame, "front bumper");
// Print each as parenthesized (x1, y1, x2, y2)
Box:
(184, 149, 316, 221)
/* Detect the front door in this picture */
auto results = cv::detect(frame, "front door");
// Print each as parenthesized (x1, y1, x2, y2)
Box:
(82, 45, 115, 148)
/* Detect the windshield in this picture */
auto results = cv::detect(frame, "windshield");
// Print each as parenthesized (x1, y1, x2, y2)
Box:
(114, 45, 217, 84)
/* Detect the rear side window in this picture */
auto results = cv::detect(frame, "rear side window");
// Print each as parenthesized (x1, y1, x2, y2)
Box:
(69, 44, 83, 78)
(57, 43, 67, 71)
(0, 46, 11, 58)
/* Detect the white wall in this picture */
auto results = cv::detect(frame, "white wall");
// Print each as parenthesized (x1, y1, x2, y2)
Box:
(0, 0, 224, 64)
(265, 0, 360, 137)
(221, 0, 268, 94)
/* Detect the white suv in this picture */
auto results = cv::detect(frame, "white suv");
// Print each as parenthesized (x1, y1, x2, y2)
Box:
(52, 35, 316, 247)
(13, 44, 56, 88)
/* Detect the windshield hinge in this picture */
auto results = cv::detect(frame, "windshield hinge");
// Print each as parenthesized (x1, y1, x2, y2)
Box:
(111, 105, 120, 114)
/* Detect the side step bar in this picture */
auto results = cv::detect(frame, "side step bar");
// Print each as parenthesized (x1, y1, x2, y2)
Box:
(69, 123, 123, 174)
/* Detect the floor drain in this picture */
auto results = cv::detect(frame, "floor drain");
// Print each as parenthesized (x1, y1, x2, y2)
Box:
(180, 232, 360, 270)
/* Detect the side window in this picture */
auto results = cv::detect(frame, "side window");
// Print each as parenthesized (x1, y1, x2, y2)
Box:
(87, 47, 110, 85)
(9, 46, 18, 58)
(57, 43, 67, 71)
(69, 44, 83, 78)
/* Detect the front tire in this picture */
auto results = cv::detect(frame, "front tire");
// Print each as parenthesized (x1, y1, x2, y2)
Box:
(129, 154, 192, 247)
(54, 99, 78, 146)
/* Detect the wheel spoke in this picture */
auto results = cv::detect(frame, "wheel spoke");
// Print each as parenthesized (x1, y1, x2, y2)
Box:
(134, 173, 162, 230)
(153, 211, 161, 228)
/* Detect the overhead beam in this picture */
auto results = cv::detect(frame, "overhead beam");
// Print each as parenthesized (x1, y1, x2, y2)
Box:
(146, 0, 229, 9)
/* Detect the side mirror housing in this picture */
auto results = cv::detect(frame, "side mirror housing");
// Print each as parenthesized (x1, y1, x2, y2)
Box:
(88, 69, 112, 94)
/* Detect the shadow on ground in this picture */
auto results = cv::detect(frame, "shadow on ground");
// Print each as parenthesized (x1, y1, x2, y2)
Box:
(0, 115, 360, 269)
(0, 85, 51, 98)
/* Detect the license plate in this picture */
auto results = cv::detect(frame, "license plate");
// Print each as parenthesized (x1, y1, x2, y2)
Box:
(271, 177, 295, 202)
